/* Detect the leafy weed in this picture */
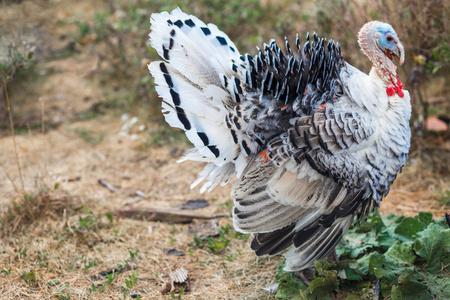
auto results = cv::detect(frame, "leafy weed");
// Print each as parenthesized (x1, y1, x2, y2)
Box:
(275, 211, 450, 299)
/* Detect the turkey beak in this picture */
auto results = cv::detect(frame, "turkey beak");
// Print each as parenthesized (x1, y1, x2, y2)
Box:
(395, 42, 405, 65)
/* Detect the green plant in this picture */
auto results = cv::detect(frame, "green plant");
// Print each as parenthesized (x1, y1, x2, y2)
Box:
(72, 128, 104, 146)
(190, 224, 248, 254)
(48, 277, 61, 286)
(150, 127, 188, 147)
(427, 42, 450, 74)
(58, 293, 71, 300)
(76, 21, 91, 39)
(121, 271, 139, 299)
(37, 250, 49, 268)
(98, 271, 116, 292)
(170, 285, 185, 299)
(128, 250, 138, 260)
(21, 270, 37, 286)
(436, 187, 450, 206)
(57, 284, 70, 293)
(78, 214, 97, 230)
(105, 212, 118, 233)
(0, 40, 34, 83)
(88, 249, 140, 297)
(275, 211, 450, 299)
(218, 199, 233, 209)
(84, 258, 98, 270)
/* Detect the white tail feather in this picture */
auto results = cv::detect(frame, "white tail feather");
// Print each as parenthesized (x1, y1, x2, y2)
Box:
(149, 8, 250, 190)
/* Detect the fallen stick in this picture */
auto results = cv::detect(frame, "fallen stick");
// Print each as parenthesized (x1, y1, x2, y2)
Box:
(116, 206, 229, 223)
(123, 197, 144, 206)
(98, 178, 116, 193)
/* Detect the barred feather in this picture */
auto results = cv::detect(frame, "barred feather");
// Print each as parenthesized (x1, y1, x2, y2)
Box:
(149, 9, 411, 272)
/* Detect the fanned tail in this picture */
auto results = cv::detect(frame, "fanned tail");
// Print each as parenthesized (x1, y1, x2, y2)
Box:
(149, 8, 247, 191)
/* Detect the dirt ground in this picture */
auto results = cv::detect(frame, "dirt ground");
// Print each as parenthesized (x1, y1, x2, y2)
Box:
(0, 1, 448, 299)
(0, 115, 284, 299)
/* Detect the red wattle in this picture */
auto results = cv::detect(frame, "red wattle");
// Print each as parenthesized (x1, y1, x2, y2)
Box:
(397, 89, 404, 98)
(386, 87, 395, 96)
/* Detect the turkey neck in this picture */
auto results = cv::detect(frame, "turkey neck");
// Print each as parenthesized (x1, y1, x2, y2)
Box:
(357, 23, 400, 88)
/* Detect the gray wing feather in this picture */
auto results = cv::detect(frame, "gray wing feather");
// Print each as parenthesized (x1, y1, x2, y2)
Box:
(283, 214, 354, 271)
(267, 108, 374, 165)
(231, 104, 376, 270)
(232, 158, 350, 234)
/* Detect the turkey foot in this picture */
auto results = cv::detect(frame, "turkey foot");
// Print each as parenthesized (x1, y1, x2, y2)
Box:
(295, 268, 315, 286)
(295, 250, 337, 286)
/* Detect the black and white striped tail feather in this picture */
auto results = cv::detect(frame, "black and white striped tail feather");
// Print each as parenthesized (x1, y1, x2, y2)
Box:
(149, 9, 244, 87)
(248, 199, 355, 271)
(245, 30, 344, 117)
(149, 8, 256, 191)
(232, 156, 372, 271)
(249, 187, 370, 271)
(150, 62, 237, 162)
(232, 160, 344, 234)
(251, 223, 296, 256)
(284, 214, 353, 271)
(234, 201, 318, 234)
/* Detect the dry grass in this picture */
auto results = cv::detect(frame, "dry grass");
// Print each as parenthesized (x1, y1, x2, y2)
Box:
(0, 0, 448, 299)
(0, 117, 283, 299)
(0, 187, 81, 234)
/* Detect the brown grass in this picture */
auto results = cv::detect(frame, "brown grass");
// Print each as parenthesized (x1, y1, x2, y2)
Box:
(0, 118, 283, 299)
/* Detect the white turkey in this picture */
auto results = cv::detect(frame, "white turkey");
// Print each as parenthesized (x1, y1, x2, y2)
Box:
(148, 8, 411, 272)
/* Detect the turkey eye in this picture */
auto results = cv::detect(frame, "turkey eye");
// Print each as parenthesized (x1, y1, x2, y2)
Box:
(386, 36, 393, 42)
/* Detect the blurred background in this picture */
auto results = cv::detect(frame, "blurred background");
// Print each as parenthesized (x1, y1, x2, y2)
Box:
(1, 0, 449, 144)
(0, 0, 448, 298)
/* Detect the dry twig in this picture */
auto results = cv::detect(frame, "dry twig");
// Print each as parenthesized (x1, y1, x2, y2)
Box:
(116, 206, 229, 223)
(97, 178, 116, 193)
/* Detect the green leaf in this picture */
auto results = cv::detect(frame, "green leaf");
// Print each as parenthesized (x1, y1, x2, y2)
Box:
(413, 223, 450, 273)
(425, 272, 450, 298)
(376, 228, 396, 250)
(377, 213, 405, 250)
(391, 272, 430, 300)
(417, 212, 433, 225)
(275, 264, 306, 300)
(105, 212, 113, 224)
(357, 251, 385, 276)
(57, 284, 70, 292)
(276, 212, 450, 299)
(344, 267, 363, 281)
(300, 268, 338, 300)
(381, 213, 405, 228)
(337, 230, 379, 259)
(394, 212, 433, 242)
(385, 241, 416, 264)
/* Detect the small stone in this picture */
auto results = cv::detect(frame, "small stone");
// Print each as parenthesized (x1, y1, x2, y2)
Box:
(166, 249, 185, 256)
(180, 199, 209, 210)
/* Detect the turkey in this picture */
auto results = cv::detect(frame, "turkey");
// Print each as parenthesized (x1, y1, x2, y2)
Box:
(148, 8, 411, 272)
